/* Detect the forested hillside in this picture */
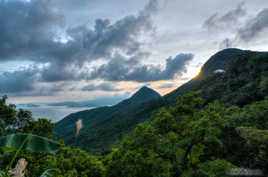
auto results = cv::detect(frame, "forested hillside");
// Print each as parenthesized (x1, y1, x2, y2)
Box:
(101, 48, 268, 176)
(105, 92, 268, 177)
(55, 48, 268, 153)
(54, 86, 161, 151)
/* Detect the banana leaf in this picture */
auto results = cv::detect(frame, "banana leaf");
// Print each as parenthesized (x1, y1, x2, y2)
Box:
(0, 134, 60, 153)
(40, 169, 57, 177)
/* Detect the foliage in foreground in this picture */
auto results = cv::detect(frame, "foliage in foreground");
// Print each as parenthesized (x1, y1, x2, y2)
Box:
(0, 133, 60, 177)
(1, 89, 268, 176)
(105, 92, 268, 177)
(0, 96, 105, 177)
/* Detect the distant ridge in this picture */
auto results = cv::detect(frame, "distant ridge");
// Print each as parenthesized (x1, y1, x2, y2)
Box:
(54, 86, 161, 147)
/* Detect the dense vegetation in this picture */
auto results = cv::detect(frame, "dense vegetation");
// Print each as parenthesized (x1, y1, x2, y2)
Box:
(1, 92, 268, 176)
(0, 96, 105, 177)
(55, 48, 268, 153)
(1, 48, 268, 176)
(54, 86, 161, 152)
(104, 91, 268, 176)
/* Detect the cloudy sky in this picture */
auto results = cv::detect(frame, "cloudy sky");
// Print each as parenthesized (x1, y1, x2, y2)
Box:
(1, 0, 268, 104)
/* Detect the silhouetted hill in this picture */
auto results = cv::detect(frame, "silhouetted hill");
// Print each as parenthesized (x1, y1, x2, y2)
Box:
(113, 86, 161, 112)
(54, 86, 161, 145)
(130, 86, 161, 103)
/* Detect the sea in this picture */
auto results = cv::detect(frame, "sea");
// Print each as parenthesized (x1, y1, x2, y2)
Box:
(17, 104, 94, 123)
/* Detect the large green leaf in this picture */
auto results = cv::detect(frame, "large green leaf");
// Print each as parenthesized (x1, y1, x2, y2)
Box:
(0, 171, 6, 176)
(40, 169, 56, 177)
(0, 134, 60, 153)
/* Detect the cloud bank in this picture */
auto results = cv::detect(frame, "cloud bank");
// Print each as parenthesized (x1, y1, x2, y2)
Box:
(89, 53, 193, 82)
(203, 2, 246, 31)
(204, 2, 268, 49)
(0, 0, 195, 96)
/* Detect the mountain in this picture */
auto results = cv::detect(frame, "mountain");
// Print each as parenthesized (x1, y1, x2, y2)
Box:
(201, 48, 245, 76)
(55, 48, 268, 153)
(165, 48, 267, 106)
(129, 86, 161, 104)
(163, 48, 247, 105)
(54, 86, 161, 148)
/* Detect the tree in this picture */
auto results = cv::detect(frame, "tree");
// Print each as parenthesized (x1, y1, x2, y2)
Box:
(25, 119, 54, 138)
(236, 127, 268, 169)
(105, 92, 237, 177)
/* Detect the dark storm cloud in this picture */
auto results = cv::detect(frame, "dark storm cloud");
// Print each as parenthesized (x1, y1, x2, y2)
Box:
(40, 63, 83, 82)
(0, 0, 193, 84)
(0, 67, 65, 96)
(89, 53, 193, 82)
(0, 0, 65, 60)
(62, 0, 158, 61)
(0, 68, 38, 93)
(0, 0, 159, 83)
(236, 8, 268, 42)
(203, 2, 246, 31)
(1, 0, 190, 96)
(82, 83, 123, 92)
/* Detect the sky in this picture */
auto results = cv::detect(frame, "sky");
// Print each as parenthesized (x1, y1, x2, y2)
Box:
(1, 0, 268, 104)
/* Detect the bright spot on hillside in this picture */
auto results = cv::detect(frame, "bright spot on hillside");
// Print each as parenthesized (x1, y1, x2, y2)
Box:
(185, 66, 201, 79)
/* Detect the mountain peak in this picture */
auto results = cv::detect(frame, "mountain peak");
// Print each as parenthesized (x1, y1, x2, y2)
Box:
(137, 86, 154, 93)
(130, 86, 161, 103)
(201, 48, 246, 76)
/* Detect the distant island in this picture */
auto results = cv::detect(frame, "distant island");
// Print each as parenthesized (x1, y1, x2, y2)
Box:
(47, 101, 98, 108)
(47, 95, 129, 108)
(18, 104, 40, 108)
